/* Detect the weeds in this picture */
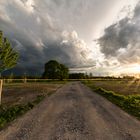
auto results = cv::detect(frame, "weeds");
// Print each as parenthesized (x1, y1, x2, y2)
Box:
(84, 82, 140, 120)
(0, 95, 45, 129)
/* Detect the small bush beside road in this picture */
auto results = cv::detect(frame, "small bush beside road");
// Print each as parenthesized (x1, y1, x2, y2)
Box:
(0, 95, 45, 129)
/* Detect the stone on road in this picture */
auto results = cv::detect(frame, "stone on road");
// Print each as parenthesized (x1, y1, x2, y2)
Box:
(0, 82, 140, 140)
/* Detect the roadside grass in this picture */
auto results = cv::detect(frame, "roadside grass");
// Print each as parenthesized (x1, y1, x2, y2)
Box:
(0, 82, 64, 129)
(83, 80, 140, 120)
(0, 95, 46, 129)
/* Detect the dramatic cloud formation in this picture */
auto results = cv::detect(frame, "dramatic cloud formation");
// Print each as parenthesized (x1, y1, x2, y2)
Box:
(98, 1, 140, 75)
(0, 0, 139, 75)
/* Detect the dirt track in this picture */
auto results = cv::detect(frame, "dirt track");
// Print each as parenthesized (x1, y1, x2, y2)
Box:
(0, 82, 140, 140)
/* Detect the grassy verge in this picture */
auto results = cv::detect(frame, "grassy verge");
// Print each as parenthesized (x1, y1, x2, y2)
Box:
(0, 95, 45, 129)
(83, 81, 140, 120)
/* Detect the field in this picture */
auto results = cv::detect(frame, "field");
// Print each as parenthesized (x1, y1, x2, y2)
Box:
(84, 79, 140, 95)
(1, 79, 140, 129)
(3, 79, 138, 105)
(2, 82, 63, 106)
(0, 81, 64, 128)
(83, 79, 140, 119)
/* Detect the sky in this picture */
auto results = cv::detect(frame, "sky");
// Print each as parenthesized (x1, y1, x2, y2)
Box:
(0, 0, 140, 76)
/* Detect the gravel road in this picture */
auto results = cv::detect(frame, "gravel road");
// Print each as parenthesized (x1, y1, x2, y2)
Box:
(0, 82, 140, 140)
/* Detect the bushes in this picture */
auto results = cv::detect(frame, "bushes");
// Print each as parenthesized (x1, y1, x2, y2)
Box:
(0, 95, 45, 128)
(0, 105, 26, 128)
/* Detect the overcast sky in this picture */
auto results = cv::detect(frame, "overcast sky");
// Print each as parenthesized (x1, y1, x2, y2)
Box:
(0, 0, 140, 76)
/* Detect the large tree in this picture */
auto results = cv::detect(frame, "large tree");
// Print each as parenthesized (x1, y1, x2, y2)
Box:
(42, 60, 69, 80)
(0, 31, 19, 104)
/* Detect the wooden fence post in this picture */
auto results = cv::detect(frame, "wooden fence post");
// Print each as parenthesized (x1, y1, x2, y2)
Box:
(0, 79, 3, 105)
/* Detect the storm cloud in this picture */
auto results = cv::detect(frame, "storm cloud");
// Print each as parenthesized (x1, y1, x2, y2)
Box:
(98, 1, 140, 66)
(0, 0, 139, 75)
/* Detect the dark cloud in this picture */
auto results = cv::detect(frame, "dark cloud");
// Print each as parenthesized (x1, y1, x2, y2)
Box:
(0, 0, 137, 75)
(98, 1, 140, 65)
(98, 17, 137, 56)
(0, 0, 102, 75)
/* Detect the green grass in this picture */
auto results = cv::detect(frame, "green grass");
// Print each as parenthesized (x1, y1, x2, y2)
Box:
(0, 95, 45, 129)
(83, 81, 140, 120)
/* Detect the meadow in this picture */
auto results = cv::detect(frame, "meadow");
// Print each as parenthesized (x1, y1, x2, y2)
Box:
(1, 78, 140, 129)
(0, 81, 64, 129)
(83, 79, 140, 120)
(84, 79, 140, 95)
(2, 81, 64, 106)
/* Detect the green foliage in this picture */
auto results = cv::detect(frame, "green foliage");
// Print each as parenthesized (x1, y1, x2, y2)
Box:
(42, 60, 69, 80)
(69, 73, 88, 79)
(85, 82, 140, 119)
(33, 95, 45, 104)
(0, 31, 19, 73)
(0, 95, 45, 128)
(95, 88, 140, 118)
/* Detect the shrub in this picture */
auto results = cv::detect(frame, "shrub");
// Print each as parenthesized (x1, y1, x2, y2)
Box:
(0, 95, 45, 129)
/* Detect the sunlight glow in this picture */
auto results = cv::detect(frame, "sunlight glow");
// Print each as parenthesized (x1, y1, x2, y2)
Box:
(114, 64, 140, 78)
(127, 64, 140, 74)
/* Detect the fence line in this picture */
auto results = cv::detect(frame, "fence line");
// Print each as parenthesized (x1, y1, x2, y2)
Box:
(1, 78, 131, 84)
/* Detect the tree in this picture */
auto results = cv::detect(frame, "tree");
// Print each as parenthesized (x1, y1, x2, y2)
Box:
(69, 73, 86, 79)
(59, 64, 69, 80)
(42, 60, 69, 80)
(0, 31, 19, 104)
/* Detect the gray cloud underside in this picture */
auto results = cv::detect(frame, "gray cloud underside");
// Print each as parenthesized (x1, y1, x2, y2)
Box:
(98, 1, 140, 65)
(1, 0, 103, 75)
(0, 0, 139, 75)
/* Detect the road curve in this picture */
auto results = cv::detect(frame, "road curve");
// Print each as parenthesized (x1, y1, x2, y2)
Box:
(0, 82, 140, 140)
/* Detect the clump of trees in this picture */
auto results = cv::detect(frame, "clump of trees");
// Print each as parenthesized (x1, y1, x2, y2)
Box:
(69, 73, 93, 79)
(0, 31, 19, 104)
(69, 73, 87, 79)
(42, 60, 69, 80)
